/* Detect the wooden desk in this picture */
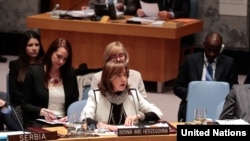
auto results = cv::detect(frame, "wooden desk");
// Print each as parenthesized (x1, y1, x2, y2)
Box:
(44, 122, 181, 141)
(57, 134, 175, 141)
(26, 13, 203, 92)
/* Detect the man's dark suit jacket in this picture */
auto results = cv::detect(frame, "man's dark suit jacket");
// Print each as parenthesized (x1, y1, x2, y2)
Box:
(220, 84, 250, 123)
(140, 0, 193, 44)
(21, 65, 79, 128)
(141, 0, 190, 18)
(174, 52, 238, 122)
(124, 0, 140, 15)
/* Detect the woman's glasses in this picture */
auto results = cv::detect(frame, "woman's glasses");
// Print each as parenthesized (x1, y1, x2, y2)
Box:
(109, 53, 125, 61)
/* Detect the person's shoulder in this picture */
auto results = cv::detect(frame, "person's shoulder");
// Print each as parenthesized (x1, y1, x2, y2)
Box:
(233, 84, 250, 89)
(9, 59, 20, 67)
(220, 54, 235, 62)
(91, 89, 102, 97)
(129, 69, 141, 75)
(187, 52, 202, 58)
(185, 52, 203, 62)
(93, 71, 102, 77)
(9, 59, 19, 64)
(232, 84, 250, 97)
(128, 69, 143, 79)
(28, 64, 43, 72)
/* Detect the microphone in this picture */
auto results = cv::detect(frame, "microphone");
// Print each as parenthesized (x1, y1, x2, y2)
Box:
(10, 105, 25, 133)
(51, 3, 60, 18)
(129, 89, 144, 128)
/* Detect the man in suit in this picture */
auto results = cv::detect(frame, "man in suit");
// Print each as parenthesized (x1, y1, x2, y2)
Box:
(173, 32, 239, 122)
(137, 0, 195, 46)
(137, 0, 190, 20)
(220, 84, 250, 123)
(116, 0, 140, 15)
(85, 0, 124, 9)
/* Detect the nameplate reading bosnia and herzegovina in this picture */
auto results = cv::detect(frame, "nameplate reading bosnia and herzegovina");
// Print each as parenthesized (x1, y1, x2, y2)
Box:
(117, 127, 169, 136)
(8, 131, 58, 141)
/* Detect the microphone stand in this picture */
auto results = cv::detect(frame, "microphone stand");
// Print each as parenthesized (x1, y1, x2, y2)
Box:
(130, 90, 144, 128)
(10, 105, 25, 134)
(51, 3, 60, 18)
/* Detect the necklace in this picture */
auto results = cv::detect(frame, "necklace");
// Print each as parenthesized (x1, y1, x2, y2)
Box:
(49, 77, 61, 84)
(109, 104, 124, 125)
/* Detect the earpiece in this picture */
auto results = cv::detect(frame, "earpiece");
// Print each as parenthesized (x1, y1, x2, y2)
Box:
(220, 44, 225, 53)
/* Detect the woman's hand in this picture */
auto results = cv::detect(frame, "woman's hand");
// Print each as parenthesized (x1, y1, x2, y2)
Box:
(137, 9, 145, 17)
(57, 116, 67, 122)
(40, 108, 57, 121)
(97, 122, 118, 132)
(105, 124, 118, 132)
(124, 115, 138, 126)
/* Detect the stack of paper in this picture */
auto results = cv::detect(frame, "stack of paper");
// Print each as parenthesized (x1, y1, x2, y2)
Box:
(215, 119, 249, 125)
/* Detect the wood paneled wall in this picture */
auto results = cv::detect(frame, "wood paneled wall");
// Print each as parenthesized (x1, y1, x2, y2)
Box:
(50, 0, 89, 10)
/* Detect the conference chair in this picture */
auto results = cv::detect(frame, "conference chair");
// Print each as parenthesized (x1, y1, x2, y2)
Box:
(186, 81, 230, 122)
(67, 100, 87, 123)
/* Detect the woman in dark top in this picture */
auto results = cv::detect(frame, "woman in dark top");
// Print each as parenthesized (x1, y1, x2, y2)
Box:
(5, 30, 45, 131)
(9, 30, 45, 107)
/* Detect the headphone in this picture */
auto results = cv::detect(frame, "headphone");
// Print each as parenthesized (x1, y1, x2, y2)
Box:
(219, 44, 225, 53)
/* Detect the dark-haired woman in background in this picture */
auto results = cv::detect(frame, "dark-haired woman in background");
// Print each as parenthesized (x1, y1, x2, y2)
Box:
(5, 30, 45, 130)
(9, 30, 45, 107)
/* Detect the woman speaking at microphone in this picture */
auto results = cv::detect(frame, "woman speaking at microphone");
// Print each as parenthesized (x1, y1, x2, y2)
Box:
(80, 61, 163, 131)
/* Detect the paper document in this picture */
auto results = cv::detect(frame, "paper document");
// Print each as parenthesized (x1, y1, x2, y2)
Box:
(140, 0, 159, 17)
(67, 10, 95, 17)
(127, 17, 155, 24)
(215, 119, 249, 125)
(36, 119, 67, 125)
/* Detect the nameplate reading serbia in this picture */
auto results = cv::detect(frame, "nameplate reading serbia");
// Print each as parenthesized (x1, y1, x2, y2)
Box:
(8, 131, 58, 141)
(118, 127, 169, 136)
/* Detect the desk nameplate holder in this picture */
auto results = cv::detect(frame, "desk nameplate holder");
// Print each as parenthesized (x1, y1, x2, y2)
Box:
(8, 131, 58, 141)
(117, 127, 169, 136)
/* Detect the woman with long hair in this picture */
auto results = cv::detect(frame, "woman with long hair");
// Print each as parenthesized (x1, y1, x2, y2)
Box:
(21, 37, 79, 128)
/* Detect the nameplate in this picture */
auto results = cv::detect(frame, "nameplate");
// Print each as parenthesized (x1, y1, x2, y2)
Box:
(100, 16, 110, 23)
(117, 127, 169, 136)
(8, 131, 58, 141)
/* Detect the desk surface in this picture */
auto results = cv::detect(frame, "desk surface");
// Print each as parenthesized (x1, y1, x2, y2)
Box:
(43, 122, 182, 141)
(27, 13, 203, 39)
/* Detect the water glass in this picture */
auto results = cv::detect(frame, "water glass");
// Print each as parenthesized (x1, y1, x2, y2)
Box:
(97, 121, 107, 133)
(74, 121, 88, 137)
(193, 107, 207, 125)
(67, 123, 76, 137)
